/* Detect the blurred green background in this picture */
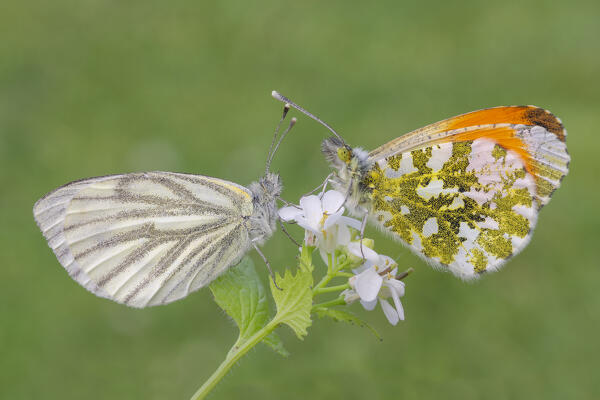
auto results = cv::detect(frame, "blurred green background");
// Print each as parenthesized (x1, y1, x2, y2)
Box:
(2, 0, 599, 399)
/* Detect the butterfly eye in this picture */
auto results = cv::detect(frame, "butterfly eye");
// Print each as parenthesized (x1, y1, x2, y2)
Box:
(337, 147, 352, 164)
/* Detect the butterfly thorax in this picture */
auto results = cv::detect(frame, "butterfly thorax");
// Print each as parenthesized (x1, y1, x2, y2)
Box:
(322, 137, 373, 216)
(247, 172, 282, 245)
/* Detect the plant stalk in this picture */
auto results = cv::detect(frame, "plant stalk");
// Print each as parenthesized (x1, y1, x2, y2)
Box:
(312, 296, 346, 310)
(190, 319, 279, 400)
(313, 283, 349, 295)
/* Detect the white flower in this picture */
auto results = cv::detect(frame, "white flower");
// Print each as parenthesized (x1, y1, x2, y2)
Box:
(346, 243, 406, 325)
(278, 190, 361, 254)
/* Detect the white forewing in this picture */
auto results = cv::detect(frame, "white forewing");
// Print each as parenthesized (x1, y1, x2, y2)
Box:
(33, 172, 254, 308)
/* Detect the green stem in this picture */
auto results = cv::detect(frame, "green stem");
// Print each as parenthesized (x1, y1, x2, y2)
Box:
(313, 255, 352, 293)
(190, 319, 279, 400)
(193, 245, 355, 398)
(312, 296, 346, 310)
(313, 273, 334, 292)
(313, 283, 349, 295)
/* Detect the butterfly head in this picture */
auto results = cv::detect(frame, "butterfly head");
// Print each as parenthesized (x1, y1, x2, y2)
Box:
(322, 136, 370, 175)
(322, 136, 349, 168)
(337, 145, 353, 165)
(256, 172, 283, 200)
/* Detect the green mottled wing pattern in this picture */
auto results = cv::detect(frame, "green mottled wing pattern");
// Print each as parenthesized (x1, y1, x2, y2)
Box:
(363, 138, 541, 279)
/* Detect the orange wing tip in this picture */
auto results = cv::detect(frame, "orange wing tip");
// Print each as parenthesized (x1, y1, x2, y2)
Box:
(522, 107, 566, 142)
(445, 106, 566, 143)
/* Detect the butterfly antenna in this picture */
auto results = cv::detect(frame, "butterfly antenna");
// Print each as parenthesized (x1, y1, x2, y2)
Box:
(271, 90, 345, 145)
(266, 117, 297, 173)
(265, 104, 290, 174)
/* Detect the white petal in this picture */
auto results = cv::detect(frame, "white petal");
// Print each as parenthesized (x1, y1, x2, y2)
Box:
(322, 190, 345, 213)
(296, 216, 319, 234)
(339, 216, 362, 230)
(299, 195, 323, 228)
(386, 279, 405, 297)
(354, 268, 383, 302)
(380, 299, 399, 326)
(352, 261, 372, 274)
(319, 248, 329, 265)
(360, 298, 378, 311)
(396, 302, 405, 321)
(388, 283, 405, 321)
(323, 209, 344, 230)
(319, 228, 338, 254)
(336, 224, 351, 245)
(278, 206, 302, 221)
(347, 242, 379, 262)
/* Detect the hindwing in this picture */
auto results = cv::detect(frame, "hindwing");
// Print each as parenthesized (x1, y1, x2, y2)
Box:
(363, 107, 569, 278)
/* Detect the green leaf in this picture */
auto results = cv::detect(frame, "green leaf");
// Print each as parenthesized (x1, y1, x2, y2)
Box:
(270, 257, 314, 340)
(298, 244, 315, 271)
(209, 257, 270, 346)
(314, 307, 382, 341)
(263, 331, 290, 357)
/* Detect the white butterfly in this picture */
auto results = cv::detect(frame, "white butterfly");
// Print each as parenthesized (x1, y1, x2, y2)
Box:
(33, 108, 295, 308)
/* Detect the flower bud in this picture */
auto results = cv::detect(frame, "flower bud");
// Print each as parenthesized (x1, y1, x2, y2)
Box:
(361, 238, 375, 250)
(343, 238, 375, 265)
(304, 231, 317, 247)
(341, 288, 360, 304)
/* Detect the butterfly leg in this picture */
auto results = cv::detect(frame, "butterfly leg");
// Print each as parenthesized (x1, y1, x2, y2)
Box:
(252, 240, 282, 290)
(279, 218, 301, 247)
(334, 181, 353, 214)
(318, 172, 337, 198)
(358, 213, 368, 260)
(277, 197, 297, 207)
(302, 172, 335, 198)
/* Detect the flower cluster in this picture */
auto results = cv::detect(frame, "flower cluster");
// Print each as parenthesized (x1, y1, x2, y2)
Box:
(279, 191, 360, 255)
(279, 190, 409, 325)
